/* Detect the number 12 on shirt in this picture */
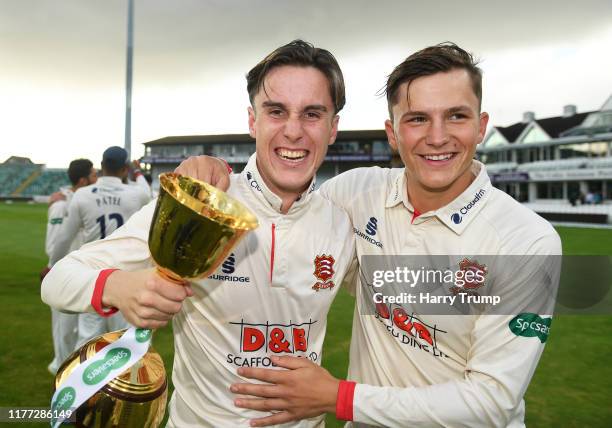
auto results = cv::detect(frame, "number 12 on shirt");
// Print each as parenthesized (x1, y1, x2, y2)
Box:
(96, 213, 124, 239)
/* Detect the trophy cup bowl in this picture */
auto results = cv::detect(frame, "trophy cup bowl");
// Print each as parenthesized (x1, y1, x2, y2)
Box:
(149, 173, 259, 281)
(53, 173, 259, 427)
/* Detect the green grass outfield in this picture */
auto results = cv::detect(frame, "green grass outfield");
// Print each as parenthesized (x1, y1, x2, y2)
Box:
(0, 202, 610, 427)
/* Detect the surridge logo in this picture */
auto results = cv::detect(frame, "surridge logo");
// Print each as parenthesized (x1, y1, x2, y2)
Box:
(354, 227, 383, 248)
(245, 171, 262, 192)
(366, 217, 378, 236)
(451, 188, 486, 225)
(222, 253, 236, 274)
(209, 253, 250, 283)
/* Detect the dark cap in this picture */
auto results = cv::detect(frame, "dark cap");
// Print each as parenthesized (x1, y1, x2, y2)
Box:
(102, 146, 129, 170)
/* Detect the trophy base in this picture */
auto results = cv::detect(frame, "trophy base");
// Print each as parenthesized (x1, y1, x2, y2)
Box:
(55, 329, 168, 428)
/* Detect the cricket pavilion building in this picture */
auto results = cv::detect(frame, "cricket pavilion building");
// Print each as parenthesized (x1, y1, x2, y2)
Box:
(140, 95, 612, 224)
(477, 95, 612, 223)
(141, 129, 396, 190)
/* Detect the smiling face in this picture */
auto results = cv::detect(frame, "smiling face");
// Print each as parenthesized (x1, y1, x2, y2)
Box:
(385, 68, 489, 209)
(249, 65, 338, 201)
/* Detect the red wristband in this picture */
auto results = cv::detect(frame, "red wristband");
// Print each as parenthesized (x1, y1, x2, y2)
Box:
(336, 380, 357, 421)
(219, 158, 232, 173)
(91, 269, 119, 317)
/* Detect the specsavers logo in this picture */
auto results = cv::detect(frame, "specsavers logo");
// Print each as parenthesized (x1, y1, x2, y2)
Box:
(135, 328, 152, 343)
(82, 348, 131, 385)
(51, 386, 75, 413)
(509, 313, 552, 343)
(50, 385, 76, 426)
(227, 319, 318, 367)
(451, 189, 486, 224)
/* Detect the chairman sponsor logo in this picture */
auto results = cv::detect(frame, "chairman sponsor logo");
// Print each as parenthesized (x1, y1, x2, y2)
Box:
(451, 188, 486, 225)
(82, 348, 131, 385)
(509, 313, 551, 343)
(226, 320, 318, 367)
(208, 253, 251, 283)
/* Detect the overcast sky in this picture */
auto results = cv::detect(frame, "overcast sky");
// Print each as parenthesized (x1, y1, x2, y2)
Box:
(1, 0, 611, 167)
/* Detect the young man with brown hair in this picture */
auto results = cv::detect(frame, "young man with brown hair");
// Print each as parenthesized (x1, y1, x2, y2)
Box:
(179, 43, 561, 427)
(43, 40, 355, 427)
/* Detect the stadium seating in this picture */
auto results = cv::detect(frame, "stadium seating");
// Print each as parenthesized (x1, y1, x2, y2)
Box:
(0, 163, 69, 197)
(20, 169, 70, 197)
(0, 163, 39, 196)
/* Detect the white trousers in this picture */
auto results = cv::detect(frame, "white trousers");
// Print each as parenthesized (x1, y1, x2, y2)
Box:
(48, 308, 79, 374)
(76, 312, 130, 348)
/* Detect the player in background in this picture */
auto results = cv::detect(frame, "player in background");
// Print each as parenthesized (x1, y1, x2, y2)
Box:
(42, 158, 97, 374)
(176, 43, 562, 427)
(49, 146, 151, 346)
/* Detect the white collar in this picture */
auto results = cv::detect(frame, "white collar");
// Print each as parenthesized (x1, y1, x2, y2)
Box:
(385, 161, 493, 235)
(240, 153, 316, 215)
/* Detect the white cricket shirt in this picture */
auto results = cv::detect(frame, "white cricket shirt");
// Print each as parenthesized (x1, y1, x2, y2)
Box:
(42, 154, 356, 427)
(49, 175, 151, 265)
(45, 188, 84, 266)
(319, 161, 561, 427)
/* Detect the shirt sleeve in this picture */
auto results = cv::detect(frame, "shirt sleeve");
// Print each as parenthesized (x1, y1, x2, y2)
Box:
(318, 168, 372, 216)
(340, 253, 359, 297)
(45, 200, 66, 261)
(49, 195, 83, 266)
(349, 232, 562, 427)
(41, 199, 157, 313)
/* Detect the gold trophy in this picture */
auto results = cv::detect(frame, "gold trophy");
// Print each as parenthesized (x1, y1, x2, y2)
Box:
(53, 173, 258, 427)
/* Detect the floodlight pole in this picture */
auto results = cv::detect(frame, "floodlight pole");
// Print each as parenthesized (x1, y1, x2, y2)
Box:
(124, 0, 134, 158)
